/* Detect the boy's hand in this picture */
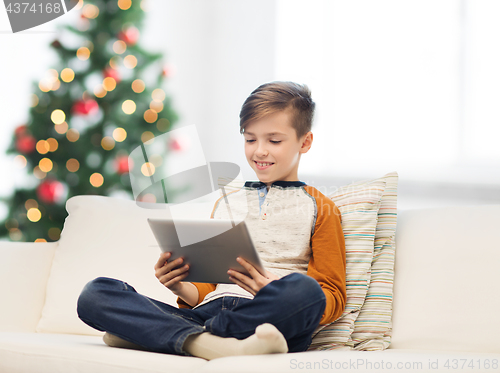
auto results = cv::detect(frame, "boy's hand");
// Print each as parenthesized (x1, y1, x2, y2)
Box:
(228, 257, 279, 295)
(154, 252, 189, 293)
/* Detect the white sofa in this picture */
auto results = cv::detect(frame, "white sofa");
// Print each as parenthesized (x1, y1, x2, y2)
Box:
(1, 195, 499, 373)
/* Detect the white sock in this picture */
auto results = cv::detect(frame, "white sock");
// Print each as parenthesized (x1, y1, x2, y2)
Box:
(103, 332, 147, 351)
(183, 323, 288, 360)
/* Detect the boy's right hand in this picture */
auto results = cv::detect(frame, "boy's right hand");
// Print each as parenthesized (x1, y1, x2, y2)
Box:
(154, 252, 189, 293)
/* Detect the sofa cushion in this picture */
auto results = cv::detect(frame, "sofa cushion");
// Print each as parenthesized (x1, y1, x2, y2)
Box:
(0, 332, 207, 373)
(349, 172, 398, 350)
(36, 196, 215, 336)
(309, 173, 398, 350)
(0, 242, 57, 333)
(391, 205, 500, 354)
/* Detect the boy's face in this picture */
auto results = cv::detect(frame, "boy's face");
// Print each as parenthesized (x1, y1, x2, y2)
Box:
(243, 109, 312, 187)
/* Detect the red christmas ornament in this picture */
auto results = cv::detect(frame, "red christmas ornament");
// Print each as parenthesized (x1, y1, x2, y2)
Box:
(162, 64, 175, 77)
(15, 134, 36, 154)
(118, 26, 140, 46)
(37, 179, 65, 205)
(15, 125, 28, 136)
(72, 99, 99, 116)
(169, 135, 189, 152)
(115, 156, 132, 174)
(103, 67, 121, 83)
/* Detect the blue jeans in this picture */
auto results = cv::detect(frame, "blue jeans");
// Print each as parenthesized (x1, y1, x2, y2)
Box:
(77, 273, 325, 356)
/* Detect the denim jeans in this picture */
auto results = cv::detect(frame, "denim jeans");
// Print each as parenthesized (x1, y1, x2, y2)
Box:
(77, 273, 326, 356)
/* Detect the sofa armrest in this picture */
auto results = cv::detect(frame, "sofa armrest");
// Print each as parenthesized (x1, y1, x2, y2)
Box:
(0, 242, 57, 332)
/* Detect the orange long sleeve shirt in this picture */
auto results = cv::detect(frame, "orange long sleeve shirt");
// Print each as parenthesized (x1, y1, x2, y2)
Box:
(178, 181, 346, 325)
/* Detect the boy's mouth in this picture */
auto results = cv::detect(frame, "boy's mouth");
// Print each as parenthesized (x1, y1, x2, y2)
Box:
(254, 161, 274, 170)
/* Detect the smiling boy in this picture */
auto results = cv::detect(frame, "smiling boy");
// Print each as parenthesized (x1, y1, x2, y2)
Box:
(77, 81, 346, 360)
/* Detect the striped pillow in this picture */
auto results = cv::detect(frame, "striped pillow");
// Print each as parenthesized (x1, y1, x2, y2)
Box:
(349, 172, 398, 350)
(308, 176, 386, 349)
(309, 172, 398, 351)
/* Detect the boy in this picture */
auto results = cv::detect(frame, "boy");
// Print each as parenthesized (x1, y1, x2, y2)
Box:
(77, 81, 346, 360)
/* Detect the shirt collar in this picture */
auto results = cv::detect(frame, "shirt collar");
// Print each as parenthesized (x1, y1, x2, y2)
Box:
(244, 180, 306, 188)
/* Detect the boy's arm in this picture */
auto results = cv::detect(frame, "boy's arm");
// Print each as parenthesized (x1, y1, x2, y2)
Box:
(306, 196, 346, 325)
(177, 198, 223, 308)
(177, 282, 217, 308)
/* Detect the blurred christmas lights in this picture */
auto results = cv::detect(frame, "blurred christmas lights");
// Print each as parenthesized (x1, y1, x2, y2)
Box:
(122, 100, 136, 114)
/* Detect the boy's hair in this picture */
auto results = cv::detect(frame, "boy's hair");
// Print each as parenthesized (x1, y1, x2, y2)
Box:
(239, 81, 315, 140)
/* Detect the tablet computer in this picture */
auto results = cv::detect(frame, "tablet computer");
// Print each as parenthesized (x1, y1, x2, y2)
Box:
(147, 218, 265, 284)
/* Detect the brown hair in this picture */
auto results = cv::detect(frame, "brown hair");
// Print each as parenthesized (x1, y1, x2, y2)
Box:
(239, 81, 315, 140)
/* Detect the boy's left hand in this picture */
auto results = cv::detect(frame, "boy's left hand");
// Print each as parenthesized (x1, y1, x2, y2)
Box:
(228, 257, 280, 295)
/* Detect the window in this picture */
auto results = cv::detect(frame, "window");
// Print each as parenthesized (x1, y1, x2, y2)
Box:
(275, 0, 500, 184)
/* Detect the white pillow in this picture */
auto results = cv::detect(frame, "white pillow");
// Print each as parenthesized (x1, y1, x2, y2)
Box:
(391, 205, 500, 353)
(0, 242, 56, 332)
(36, 195, 215, 336)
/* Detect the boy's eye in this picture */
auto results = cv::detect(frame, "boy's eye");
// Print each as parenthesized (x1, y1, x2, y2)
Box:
(245, 139, 280, 144)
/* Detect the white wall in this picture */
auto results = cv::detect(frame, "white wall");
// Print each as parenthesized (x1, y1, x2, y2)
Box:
(0, 7, 74, 220)
(0, 0, 277, 214)
(140, 0, 277, 181)
(0, 0, 498, 213)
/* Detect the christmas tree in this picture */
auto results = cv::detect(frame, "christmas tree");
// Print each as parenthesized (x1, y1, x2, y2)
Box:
(0, 0, 179, 242)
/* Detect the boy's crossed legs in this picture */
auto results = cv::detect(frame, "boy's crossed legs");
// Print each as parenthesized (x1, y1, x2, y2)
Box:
(77, 273, 325, 359)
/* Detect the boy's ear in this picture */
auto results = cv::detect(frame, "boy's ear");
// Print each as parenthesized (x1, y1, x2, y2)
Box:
(299, 131, 313, 154)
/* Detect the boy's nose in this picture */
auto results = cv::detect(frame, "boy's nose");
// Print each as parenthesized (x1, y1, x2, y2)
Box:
(255, 145, 268, 156)
(255, 146, 268, 157)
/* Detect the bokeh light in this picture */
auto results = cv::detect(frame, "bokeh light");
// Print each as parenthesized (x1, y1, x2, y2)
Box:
(51, 109, 66, 125)
(54, 122, 69, 134)
(94, 85, 107, 98)
(61, 68, 75, 83)
(33, 166, 46, 179)
(66, 158, 80, 172)
(101, 136, 115, 151)
(150, 101, 164, 113)
(66, 128, 80, 142)
(132, 79, 145, 93)
(113, 40, 127, 54)
(90, 173, 104, 187)
(30, 94, 39, 107)
(122, 100, 136, 114)
(51, 80, 61, 91)
(118, 0, 132, 10)
(39, 158, 53, 173)
(14, 155, 27, 168)
(123, 55, 137, 69)
(82, 3, 99, 18)
(141, 162, 155, 177)
(27, 208, 41, 222)
(48, 227, 61, 241)
(152, 88, 166, 102)
(113, 127, 127, 142)
(141, 131, 154, 143)
(103, 77, 117, 91)
(76, 47, 90, 60)
(143, 109, 158, 123)
(25, 199, 38, 210)
(109, 56, 121, 69)
(150, 154, 163, 167)
(140, 193, 156, 203)
(47, 138, 58, 152)
(9, 228, 23, 241)
(157, 118, 170, 132)
(36, 140, 50, 155)
(39, 80, 51, 92)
